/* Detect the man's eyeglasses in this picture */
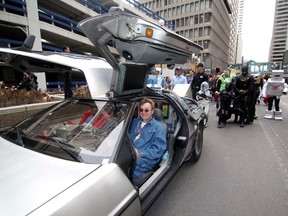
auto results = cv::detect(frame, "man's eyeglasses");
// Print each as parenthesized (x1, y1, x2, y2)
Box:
(140, 108, 150, 113)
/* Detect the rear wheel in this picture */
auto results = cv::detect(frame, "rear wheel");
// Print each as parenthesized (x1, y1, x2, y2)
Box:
(191, 124, 203, 162)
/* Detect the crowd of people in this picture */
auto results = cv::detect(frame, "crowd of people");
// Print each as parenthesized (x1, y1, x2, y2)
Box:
(146, 63, 280, 129)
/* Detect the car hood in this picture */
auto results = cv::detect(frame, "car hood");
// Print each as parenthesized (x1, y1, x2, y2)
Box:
(0, 136, 100, 215)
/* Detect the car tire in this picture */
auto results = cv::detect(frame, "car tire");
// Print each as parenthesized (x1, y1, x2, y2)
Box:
(191, 124, 204, 162)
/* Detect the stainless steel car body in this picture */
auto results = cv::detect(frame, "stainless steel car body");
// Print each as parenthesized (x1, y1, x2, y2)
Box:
(0, 9, 204, 215)
(0, 136, 140, 215)
(0, 48, 113, 98)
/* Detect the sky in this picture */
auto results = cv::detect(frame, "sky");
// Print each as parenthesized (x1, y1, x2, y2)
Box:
(241, 0, 276, 62)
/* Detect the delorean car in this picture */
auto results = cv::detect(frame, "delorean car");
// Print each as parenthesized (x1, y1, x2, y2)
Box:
(0, 9, 205, 215)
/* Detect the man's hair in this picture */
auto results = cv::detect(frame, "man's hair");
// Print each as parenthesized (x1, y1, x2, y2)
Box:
(63, 46, 69, 51)
(140, 97, 155, 109)
(196, 63, 204, 68)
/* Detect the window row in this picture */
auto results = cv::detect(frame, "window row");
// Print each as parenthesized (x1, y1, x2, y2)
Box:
(171, 13, 211, 28)
(145, 0, 212, 14)
(176, 26, 211, 39)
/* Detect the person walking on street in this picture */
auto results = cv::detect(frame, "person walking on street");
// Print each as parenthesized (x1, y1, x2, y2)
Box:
(191, 63, 208, 100)
(233, 66, 254, 127)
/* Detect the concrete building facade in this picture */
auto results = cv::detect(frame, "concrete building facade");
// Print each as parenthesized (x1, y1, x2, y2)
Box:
(234, 0, 244, 64)
(269, 0, 288, 67)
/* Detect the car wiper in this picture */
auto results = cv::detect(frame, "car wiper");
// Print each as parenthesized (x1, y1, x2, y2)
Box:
(34, 135, 84, 162)
(52, 137, 84, 162)
(9, 126, 26, 147)
(16, 127, 25, 147)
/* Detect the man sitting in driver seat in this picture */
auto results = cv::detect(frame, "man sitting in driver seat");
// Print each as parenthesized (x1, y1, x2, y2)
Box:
(129, 97, 167, 185)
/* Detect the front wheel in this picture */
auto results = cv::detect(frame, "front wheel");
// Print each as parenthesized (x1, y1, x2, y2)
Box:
(191, 124, 204, 162)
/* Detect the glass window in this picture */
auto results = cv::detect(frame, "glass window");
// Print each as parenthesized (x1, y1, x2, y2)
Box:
(180, 18, 184, 27)
(203, 40, 210, 49)
(204, 27, 210, 36)
(199, 27, 203, 37)
(205, 0, 211, 9)
(185, 30, 189, 38)
(194, 28, 198, 37)
(194, 15, 198, 24)
(190, 16, 194, 25)
(172, 7, 176, 16)
(198, 41, 202, 46)
(177, 6, 181, 15)
(164, 10, 168, 18)
(185, 17, 189, 26)
(156, 0, 160, 8)
(195, 1, 200, 11)
(199, 14, 204, 23)
(204, 13, 211, 22)
(200, 0, 205, 10)
(189, 29, 193, 38)
(186, 4, 190, 13)
(4, 99, 131, 164)
(190, 3, 194, 12)
(175, 19, 179, 28)
(182, 5, 185, 14)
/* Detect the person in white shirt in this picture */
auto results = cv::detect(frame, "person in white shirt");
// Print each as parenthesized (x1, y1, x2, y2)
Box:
(171, 66, 187, 89)
(152, 69, 165, 88)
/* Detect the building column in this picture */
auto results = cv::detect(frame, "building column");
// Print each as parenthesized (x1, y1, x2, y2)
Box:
(26, 0, 47, 91)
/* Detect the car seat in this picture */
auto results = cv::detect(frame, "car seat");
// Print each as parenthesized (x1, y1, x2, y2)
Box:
(153, 108, 167, 133)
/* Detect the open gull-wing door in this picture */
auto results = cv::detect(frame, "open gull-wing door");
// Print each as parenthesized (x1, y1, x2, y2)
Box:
(78, 9, 203, 96)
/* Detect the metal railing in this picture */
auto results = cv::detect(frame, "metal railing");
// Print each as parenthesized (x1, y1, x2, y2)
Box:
(0, 0, 27, 15)
(46, 81, 87, 91)
(38, 6, 84, 36)
(77, 0, 108, 14)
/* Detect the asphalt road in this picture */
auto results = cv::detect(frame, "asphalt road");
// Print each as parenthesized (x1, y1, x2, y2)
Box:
(145, 95, 288, 216)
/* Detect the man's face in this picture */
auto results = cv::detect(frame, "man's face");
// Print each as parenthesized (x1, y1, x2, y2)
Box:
(242, 70, 248, 76)
(140, 102, 154, 122)
(197, 66, 203, 73)
(175, 69, 182, 76)
(64, 47, 70, 53)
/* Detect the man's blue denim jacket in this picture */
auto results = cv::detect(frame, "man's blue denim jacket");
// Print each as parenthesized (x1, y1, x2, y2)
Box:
(129, 117, 166, 178)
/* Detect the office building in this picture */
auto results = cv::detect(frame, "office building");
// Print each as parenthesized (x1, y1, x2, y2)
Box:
(139, 0, 239, 72)
(235, 0, 244, 64)
(269, 0, 288, 66)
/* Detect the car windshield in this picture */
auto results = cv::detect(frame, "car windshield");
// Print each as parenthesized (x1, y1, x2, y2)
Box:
(2, 99, 131, 164)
